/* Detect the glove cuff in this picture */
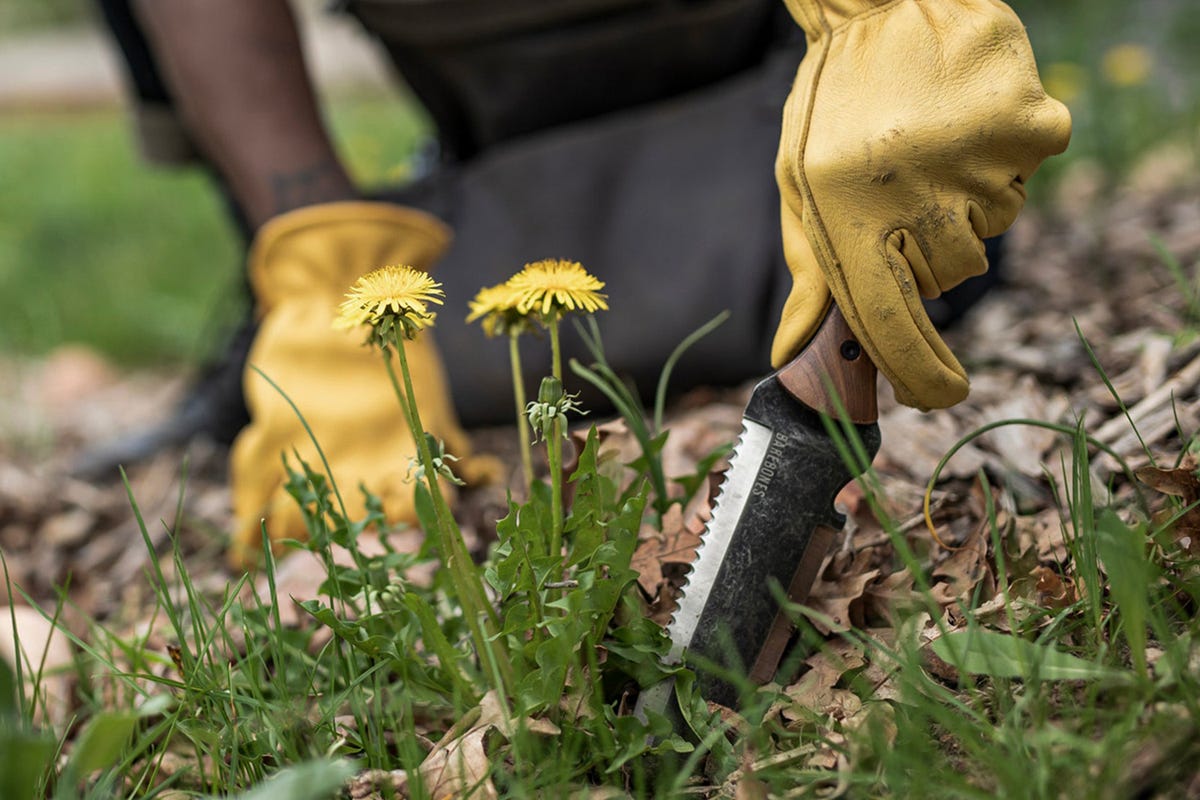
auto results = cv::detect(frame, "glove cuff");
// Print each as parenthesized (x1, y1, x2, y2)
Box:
(248, 201, 453, 314)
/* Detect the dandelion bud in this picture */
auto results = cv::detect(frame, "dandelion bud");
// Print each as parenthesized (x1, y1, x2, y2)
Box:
(526, 378, 584, 443)
(538, 376, 564, 406)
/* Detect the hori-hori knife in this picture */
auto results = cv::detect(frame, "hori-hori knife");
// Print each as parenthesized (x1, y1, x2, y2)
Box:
(636, 302, 881, 726)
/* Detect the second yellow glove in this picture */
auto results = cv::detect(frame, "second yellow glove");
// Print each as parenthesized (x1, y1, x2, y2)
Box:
(228, 202, 483, 568)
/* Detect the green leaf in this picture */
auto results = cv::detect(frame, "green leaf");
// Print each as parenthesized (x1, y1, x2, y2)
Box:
(517, 633, 574, 713)
(404, 592, 477, 700)
(0, 656, 58, 799)
(220, 759, 357, 800)
(0, 654, 15, 718)
(413, 482, 439, 550)
(68, 695, 171, 775)
(1095, 509, 1153, 676)
(69, 712, 140, 774)
(604, 616, 676, 687)
(0, 725, 56, 800)
(565, 428, 609, 566)
(298, 600, 395, 662)
(931, 630, 1120, 681)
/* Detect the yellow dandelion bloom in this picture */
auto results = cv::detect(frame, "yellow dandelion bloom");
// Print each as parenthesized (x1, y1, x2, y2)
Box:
(1102, 43, 1152, 88)
(467, 282, 527, 338)
(506, 259, 608, 318)
(467, 282, 517, 322)
(334, 264, 443, 335)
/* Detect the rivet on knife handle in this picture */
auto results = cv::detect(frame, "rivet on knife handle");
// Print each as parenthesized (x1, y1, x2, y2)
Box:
(635, 301, 881, 732)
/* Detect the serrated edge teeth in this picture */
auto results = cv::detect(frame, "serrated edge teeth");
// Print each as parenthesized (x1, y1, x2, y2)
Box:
(662, 417, 773, 664)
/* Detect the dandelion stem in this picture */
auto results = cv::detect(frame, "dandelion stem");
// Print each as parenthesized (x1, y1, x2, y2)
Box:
(388, 333, 512, 693)
(547, 315, 565, 567)
(509, 332, 534, 496)
(549, 312, 563, 384)
(548, 415, 564, 565)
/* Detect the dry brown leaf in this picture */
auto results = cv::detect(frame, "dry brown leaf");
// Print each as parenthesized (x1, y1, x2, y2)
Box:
(419, 727, 496, 800)
(1031, 565, 1078, 609)
(805, 730, 847, 772)
(348, 769, 408, 800)
(418, 691, 560, 800)
(1137, 459, 1200, 555)
(855, 658, 903, 703)
(877, 405, 987, 482)
(1024, 508, 1071, 564)
(784, 648, 856, 719)
(733, 775, 770, 800)
(633, 506, 700, 599)
(845, 701, 898, 752)
(929, 528, 994, 607)
(862, 568, 919, 627)
(807, 568, 880, 634)
(976, 376, 1071, 478)
(1137, 459, 1200, 499)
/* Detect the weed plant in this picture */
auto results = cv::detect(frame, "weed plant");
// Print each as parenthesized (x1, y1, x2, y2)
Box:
(4, 267, 1200, 798)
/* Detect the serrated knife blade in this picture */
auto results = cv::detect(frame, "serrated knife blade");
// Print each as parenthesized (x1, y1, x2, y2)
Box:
(636, 303, 881, 725)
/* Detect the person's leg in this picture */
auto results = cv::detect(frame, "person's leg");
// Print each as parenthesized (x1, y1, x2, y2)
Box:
(377, 46, 804, 425)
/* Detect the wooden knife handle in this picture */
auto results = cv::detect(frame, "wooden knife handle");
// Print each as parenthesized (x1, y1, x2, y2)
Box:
(775, 303, 878, 425)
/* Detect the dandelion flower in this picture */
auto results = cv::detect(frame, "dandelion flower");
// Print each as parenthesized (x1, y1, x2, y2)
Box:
(466, 282, 528, 338)
(1102, 43, 1152, 88)
(506, 259, 608, 318)
(335, 264, 444, 337)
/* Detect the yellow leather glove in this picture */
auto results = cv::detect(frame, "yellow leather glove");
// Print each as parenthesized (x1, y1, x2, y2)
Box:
(229, 202, 482, 568)
(773, 0, 1071, 409)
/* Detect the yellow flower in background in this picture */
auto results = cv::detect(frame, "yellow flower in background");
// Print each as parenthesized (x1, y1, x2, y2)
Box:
(1043, 61, 1087, 105)
(334, 264, 443, 336)
(466, 282, 526, 338)
(506, 259, 609, 318)
(1102, 43, 1153, 88)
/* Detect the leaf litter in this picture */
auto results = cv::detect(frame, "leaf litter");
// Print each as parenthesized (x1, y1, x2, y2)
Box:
(2, 166, 1200, 794)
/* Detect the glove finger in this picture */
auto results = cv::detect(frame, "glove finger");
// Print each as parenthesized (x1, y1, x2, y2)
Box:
(961, 93, 1069, 238)
(829, 229, 969, 411)
(991, 92, 1073, 180)
(900, 206, 989, 300)
(771, 207, 834, 368)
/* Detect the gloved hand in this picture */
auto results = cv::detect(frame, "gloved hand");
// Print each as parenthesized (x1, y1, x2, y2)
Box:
(228, 202, 485, 568)
(772, 0, 1071, 409)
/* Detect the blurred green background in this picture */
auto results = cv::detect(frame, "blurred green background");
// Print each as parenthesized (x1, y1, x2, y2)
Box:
(0, 0, 1197, 368)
